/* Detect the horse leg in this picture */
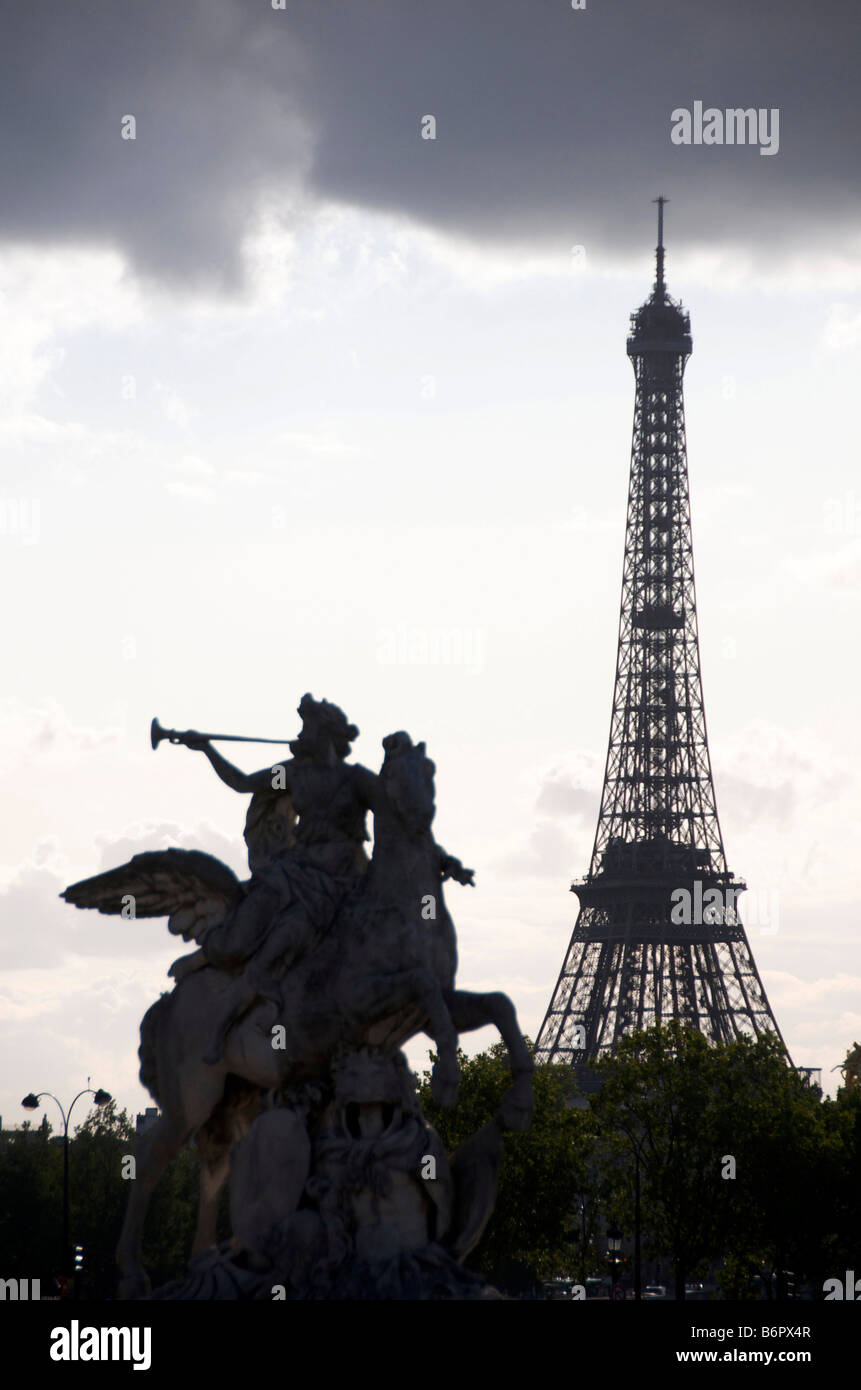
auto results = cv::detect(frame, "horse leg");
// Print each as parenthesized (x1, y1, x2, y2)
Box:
(117, 1058, 228, 1298)
(193, 1085, 261, 1256)
(192, 1125, 231, 1256)
(116, 1110, 194, 1299)
(445, 989, 534, 1131)
(354, 967, 460, 1107)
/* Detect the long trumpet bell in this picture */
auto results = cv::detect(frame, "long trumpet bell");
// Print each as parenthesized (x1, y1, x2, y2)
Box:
(151, 717, 171, 749)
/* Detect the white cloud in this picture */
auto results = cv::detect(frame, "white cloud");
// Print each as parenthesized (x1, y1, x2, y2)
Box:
(275, 429, 358, 460)
(93, 819, 244, 874)
(175, 453, 215, 477)
(0, 246, 142, 413)
(0, 699, 126, 777)
(821, 302, 861, 353)
(165, 480, 216, 502)
(153, 380, 193, 428)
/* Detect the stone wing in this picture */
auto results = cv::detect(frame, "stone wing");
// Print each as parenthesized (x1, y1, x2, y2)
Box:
(61, 848, 243, 942)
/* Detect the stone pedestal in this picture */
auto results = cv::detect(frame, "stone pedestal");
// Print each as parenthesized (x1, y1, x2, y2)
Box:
(152, 1048, 503, 1300)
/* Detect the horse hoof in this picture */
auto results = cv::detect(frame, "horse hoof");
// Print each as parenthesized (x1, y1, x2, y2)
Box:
(497, 1098, 532, 1132)
(497, 1080, 534, 1132)
(430, 1065, 459, 1109)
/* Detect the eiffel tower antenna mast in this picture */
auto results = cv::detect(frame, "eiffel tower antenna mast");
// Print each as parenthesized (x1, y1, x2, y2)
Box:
(653, 193, 667, 296)
(535, 199, 789, 1083)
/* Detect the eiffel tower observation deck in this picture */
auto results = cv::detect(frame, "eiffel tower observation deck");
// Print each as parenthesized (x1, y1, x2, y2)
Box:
(535, 199, 788, 1081)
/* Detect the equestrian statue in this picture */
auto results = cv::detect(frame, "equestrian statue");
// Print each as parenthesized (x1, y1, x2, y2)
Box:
(62, 695, 534, 1299)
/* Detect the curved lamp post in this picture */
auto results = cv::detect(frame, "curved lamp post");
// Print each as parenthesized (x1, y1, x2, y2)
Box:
(22, 1085, 112, 1282)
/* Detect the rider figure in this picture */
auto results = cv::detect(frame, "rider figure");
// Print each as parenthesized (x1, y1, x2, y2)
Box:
(184, 694, 379, 1062)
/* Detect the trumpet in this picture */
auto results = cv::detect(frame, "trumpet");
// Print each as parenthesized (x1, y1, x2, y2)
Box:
(150, 718, 292, 751)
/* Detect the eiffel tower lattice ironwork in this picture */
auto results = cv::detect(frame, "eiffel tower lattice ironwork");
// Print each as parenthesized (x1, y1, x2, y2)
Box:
(535, 198, 788, 1077)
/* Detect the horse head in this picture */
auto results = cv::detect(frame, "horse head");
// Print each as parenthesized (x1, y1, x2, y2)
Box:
(377, 731, 437, 841)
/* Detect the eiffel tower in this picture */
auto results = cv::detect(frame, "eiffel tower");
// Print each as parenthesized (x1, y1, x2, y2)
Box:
(535, 198, 788, 1079)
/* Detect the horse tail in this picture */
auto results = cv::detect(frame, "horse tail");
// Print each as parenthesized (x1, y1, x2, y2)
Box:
(138, 992, 171, 1101)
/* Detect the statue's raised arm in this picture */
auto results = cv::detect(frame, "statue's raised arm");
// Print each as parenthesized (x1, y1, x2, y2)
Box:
(182, 733, 286, 796)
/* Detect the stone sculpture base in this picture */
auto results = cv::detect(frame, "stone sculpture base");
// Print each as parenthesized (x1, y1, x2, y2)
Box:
(152, 1241, 497, 1301)
(150, 1047, 504, 1301)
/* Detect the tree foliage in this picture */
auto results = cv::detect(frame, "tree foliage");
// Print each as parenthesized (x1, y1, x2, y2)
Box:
(419, 1040, 595, 1289)
(590, 1022, 836, 1299)
(0, 1100, 222, 1296)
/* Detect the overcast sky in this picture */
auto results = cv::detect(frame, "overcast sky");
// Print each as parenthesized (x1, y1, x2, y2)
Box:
(2, 0, 861, 1135)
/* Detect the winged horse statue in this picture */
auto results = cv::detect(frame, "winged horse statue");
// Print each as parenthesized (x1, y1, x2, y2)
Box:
(62, 713, 533, 1298)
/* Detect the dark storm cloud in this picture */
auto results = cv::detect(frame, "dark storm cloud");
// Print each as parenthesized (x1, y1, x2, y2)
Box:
(0, 0, 858, 285)
(0, 0, 310, 287)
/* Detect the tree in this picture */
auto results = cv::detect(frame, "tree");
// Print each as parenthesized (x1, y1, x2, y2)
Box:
(0, 1102, 220, 1297)
(0, 1117, 63, 1280)
(820, 1056, 861, 1280)
(590, 1022, 830, 1300)
(590, 1021, 727, 1299)
(837, 1040, 861, 1092)
(68, 1101, 136, 1297)
(69, 1101, 219, 1296)
(419, 1040, 594, 1290)
(709, 1032, 826, 1299)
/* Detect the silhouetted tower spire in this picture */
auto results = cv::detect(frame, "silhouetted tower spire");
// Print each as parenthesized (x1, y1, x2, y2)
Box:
(653, 193, 667, 297)
(535, 201, 788, 1079)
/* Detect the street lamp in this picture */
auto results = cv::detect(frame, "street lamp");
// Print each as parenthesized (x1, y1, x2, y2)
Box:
(21, 1084, 112, 1287)
(607, 1221, 623, 1300)
(619, 1116, 646, 1301)
(634, 1143, 642, 1301)
(573, 1194, 587, 1286)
